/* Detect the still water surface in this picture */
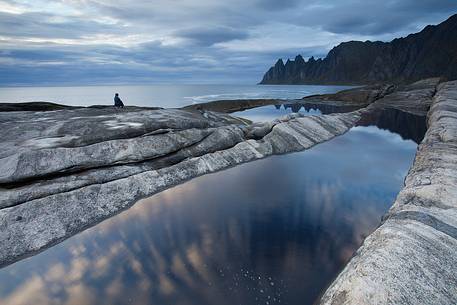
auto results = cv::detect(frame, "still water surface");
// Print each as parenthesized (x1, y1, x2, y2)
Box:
(0, 114, 423, 305)
(232, 104, 322, 122)
(0, 84, 352, 108)
(232, 103, 363, 122)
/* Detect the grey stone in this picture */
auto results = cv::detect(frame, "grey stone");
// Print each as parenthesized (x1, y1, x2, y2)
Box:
(0, 105, 361, 267)
(319, 80, 457, 305)
(369, 78, 440, 116)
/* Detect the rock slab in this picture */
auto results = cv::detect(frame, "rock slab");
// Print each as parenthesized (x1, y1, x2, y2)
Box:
(0, 106, 362, 268)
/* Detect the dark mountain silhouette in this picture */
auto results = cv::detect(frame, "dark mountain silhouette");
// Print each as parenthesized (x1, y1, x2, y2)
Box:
(260, 14, 457, 85)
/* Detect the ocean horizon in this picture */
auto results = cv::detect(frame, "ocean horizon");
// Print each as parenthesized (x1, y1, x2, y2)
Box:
(0, 84, 353, 108)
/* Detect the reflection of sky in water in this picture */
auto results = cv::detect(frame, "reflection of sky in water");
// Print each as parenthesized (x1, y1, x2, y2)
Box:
(233, 104, 322, 122)
(0, 126, 417, 305)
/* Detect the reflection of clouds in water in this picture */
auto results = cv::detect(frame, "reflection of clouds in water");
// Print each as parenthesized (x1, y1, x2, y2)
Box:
(66, 257, 90, 282)
(0, 125, 417, 305)
(65, 283, 96, 305)
(1, 268, 96, 305)
(1, 276, 49, 305)
(351, 125, 416, 145)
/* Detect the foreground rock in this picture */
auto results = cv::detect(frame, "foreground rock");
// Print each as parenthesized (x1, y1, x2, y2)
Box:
(320, 80, 457, 305)
(0, 104, 362, 267)
(0, 77, 450, 305)
(0, 107, 244, 184)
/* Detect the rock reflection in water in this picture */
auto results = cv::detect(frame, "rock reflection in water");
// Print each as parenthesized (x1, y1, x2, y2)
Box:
(234, 102, 362, 122)
(293, 102, 361, 114)
(0, 126, 418, 305)
(358, 107, 427, 143)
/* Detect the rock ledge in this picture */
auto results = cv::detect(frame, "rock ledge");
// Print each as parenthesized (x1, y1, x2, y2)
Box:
(320, 80, 457, 305)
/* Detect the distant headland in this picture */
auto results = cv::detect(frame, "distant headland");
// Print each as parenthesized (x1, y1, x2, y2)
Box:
(260, 14, 457, 85)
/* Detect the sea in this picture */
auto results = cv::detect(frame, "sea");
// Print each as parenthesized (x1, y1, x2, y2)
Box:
(0, 84, 353, 108)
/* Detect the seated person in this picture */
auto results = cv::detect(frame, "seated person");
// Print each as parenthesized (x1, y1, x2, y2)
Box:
(114, 93, 124, 108)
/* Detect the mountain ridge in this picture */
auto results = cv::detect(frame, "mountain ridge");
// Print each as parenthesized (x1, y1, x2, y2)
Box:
(260, 14, 457, 85)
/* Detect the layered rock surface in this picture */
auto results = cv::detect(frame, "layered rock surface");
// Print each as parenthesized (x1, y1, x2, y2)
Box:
(183, 78, 438, 118)
(1, 78, 454, 305)
(302, 78, 439, 116)
(320, 80, 457, 305)
(0, 105, 362, 267)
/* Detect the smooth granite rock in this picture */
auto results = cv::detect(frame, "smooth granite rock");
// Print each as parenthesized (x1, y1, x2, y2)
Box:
(300, 78, 439, 117)
(319, 80, 457, 305)
(2, 79, 455, 305)
(0, 124, 246, 208)
(0, 107, 246, 183)
(0, 104, 362, 267)
(302, 84, 394, 106)
(369, 78, 441, 116)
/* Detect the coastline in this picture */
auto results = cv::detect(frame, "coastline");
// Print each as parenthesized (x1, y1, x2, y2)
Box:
(320, 80, 457, 305)
(0, 79, 456, 305)
(0, 105, 362, 267)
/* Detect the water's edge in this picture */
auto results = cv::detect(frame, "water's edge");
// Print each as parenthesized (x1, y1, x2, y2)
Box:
(320, 80, 457, 305)
(1, 79, 453, 305)
(0, 110, 361, 268)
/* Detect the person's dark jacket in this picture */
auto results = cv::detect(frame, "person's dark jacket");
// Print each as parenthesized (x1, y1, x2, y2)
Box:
(114, 96, 124, 108)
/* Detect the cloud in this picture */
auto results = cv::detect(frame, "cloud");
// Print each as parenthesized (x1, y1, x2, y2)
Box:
(292, 0, 457, 35)
(0, 11, 119, 39)
(0, 0, 456, 85)
(256, 0, 301, 10)
(175, 27, 249, 46)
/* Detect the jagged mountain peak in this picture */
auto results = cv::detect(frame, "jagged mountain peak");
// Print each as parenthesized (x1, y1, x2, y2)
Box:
(260, 14, 457, 85)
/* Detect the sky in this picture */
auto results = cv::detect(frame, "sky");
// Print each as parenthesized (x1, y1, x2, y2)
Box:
(0, 0, 456, 85)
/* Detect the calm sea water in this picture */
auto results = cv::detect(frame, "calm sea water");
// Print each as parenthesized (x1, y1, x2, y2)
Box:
(0, 84, 352, 108)
(0, 110, 424, 305)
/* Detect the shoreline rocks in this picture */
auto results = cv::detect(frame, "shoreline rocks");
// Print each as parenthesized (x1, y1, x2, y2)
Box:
(0, 104, 362, 268)
(0, 75, 453, 305)
(0, 102, 162, 112)
(319, 80, 457, 305)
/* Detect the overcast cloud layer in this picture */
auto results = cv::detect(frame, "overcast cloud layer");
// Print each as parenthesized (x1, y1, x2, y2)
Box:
(0, 0, 456, 85)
